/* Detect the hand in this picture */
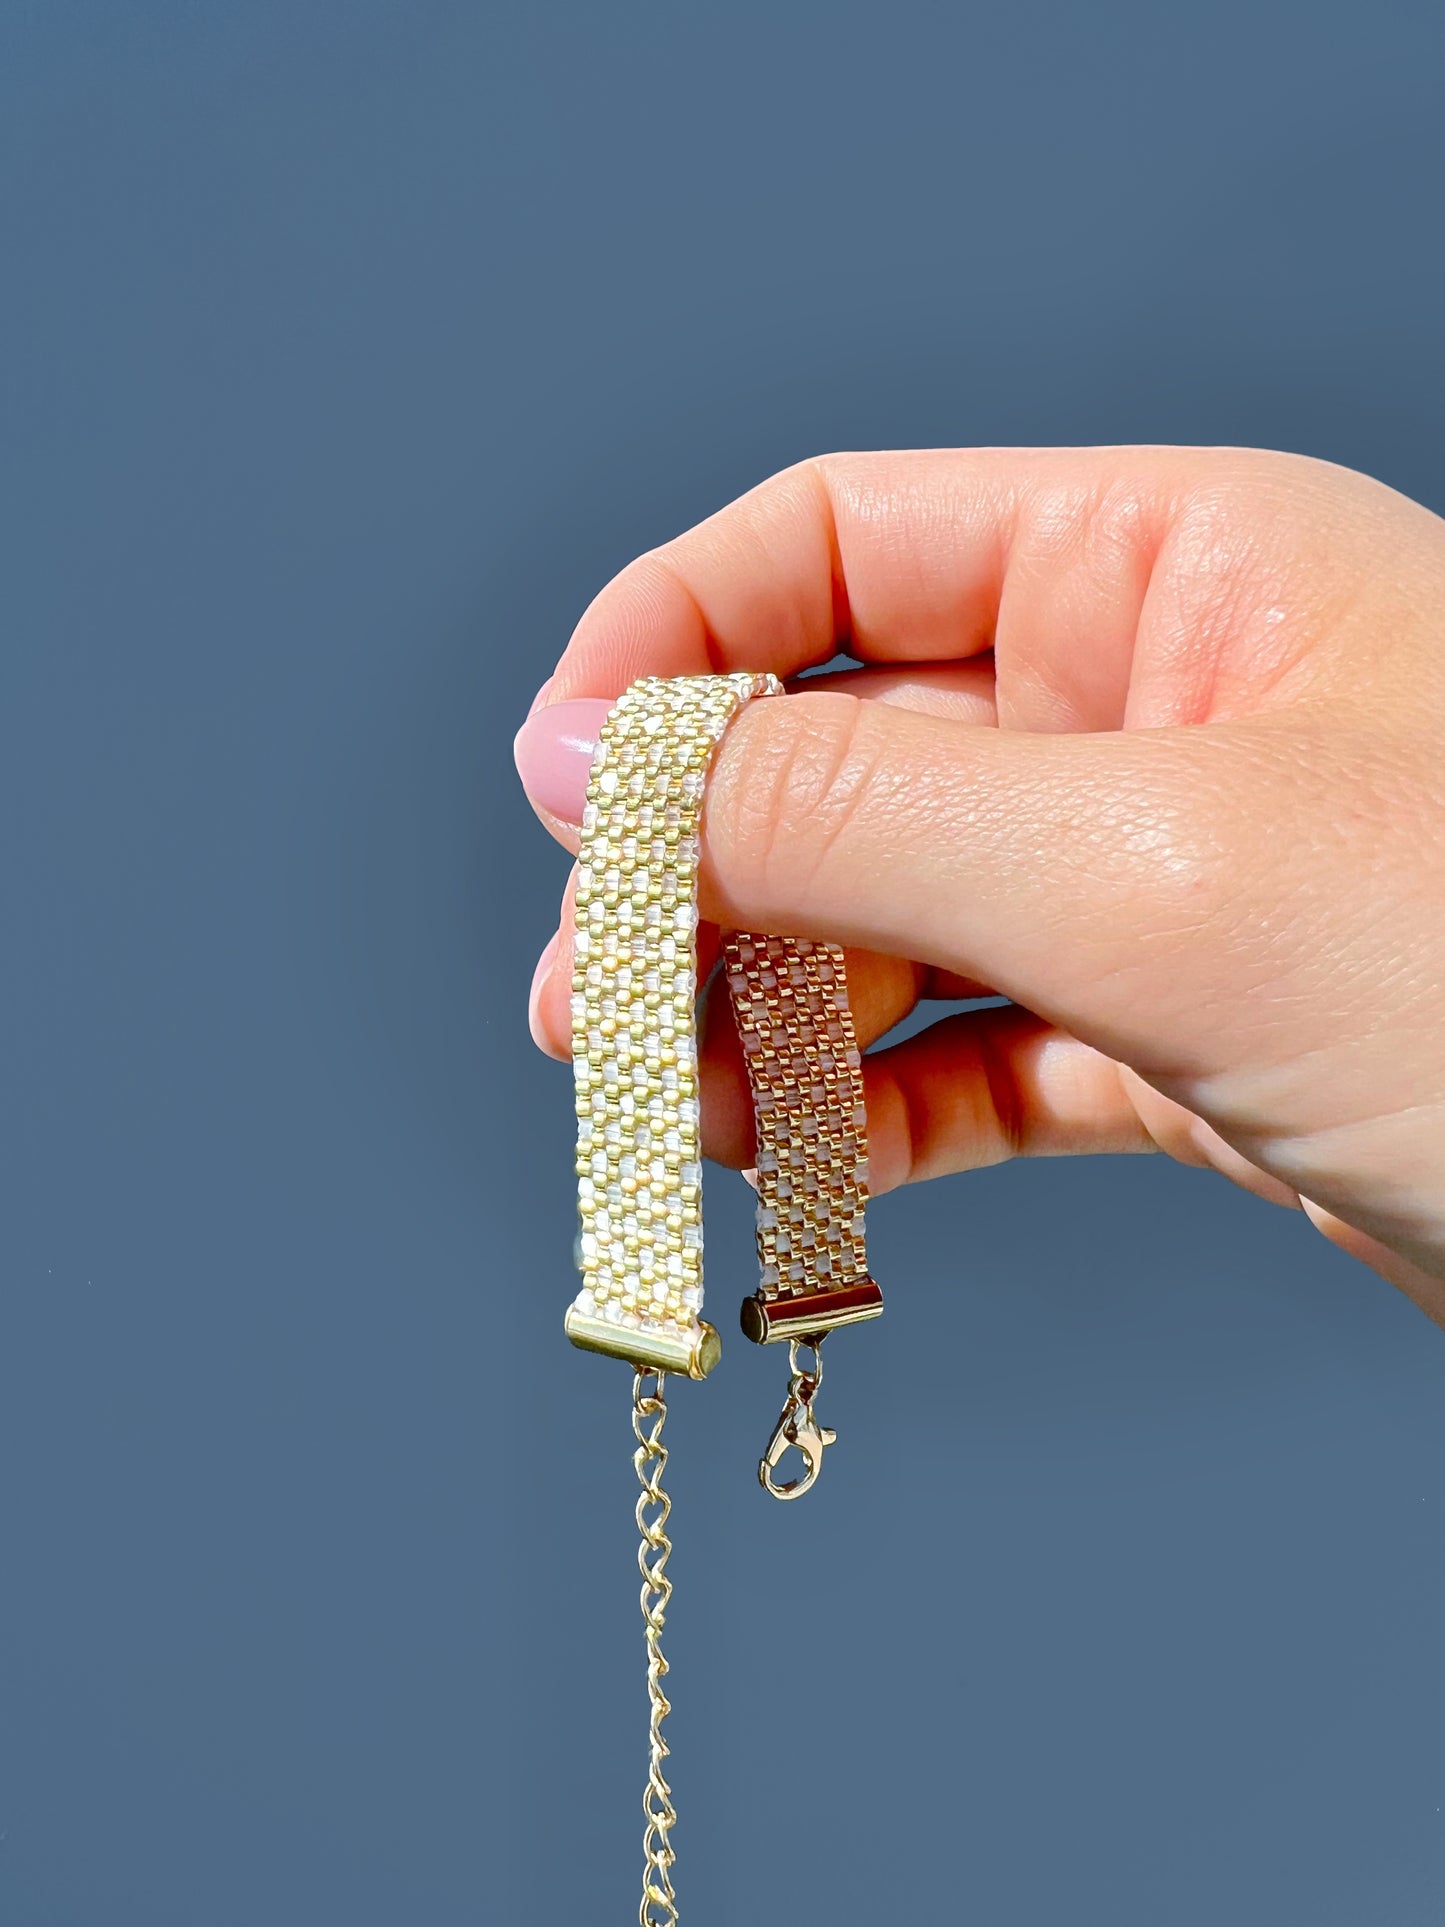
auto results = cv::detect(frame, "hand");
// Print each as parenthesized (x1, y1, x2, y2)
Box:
(514, 447, 1445, 1325)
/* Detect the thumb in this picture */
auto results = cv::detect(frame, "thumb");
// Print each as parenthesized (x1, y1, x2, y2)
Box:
(709, 688, 1288, 1087)
(516, 684, 1282, 1088)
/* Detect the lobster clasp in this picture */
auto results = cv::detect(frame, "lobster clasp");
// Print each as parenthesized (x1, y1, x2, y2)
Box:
(758, 1392, 837, 1502)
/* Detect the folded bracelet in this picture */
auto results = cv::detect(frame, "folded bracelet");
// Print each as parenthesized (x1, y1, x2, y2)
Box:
(560, 671, 883, 1924)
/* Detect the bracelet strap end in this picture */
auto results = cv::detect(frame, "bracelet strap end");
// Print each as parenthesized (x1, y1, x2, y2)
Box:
(739, 1276, 884, 1345)
(564, 1302, 722, 1379)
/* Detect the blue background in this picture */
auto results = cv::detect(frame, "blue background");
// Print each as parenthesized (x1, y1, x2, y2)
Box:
(5, 4, 1445, 1921)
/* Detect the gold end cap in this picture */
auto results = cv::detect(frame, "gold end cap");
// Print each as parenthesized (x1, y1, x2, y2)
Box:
(739, 1276, 884, 1345)
(564, 1303, 721, 1380)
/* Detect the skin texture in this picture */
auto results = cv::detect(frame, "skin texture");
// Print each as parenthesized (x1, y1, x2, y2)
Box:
(515, 446, 1445, 1326)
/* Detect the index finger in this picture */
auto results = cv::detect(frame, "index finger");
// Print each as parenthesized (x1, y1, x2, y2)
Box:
(545, 445, 1198, 707)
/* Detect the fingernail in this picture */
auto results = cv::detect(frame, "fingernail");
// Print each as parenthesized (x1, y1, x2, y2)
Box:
(528, 930, 560, 1048)
(513, 697, 611, 825)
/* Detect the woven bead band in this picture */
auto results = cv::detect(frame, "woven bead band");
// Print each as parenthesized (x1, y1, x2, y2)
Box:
(564, 673, 881, 1378)
(724, 932, 882, 1345)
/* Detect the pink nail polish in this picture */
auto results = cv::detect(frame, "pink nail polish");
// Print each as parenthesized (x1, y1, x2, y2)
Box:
(513, 697, 611, 825)
(528, 930, 560, 1048)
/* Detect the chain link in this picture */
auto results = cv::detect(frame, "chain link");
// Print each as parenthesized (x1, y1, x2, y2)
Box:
(633, 1367, 678, 1926)
(787, 1336, 824, 1401)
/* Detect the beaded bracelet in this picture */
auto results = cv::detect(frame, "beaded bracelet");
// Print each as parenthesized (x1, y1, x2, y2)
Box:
(560, 672, 882, 1923)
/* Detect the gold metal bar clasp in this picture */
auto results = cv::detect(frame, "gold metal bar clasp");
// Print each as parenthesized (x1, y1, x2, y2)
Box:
(739, 1275, 884, 1345)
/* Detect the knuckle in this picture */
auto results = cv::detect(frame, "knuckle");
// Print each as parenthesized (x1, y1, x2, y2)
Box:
(708, 691, 877, 912)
